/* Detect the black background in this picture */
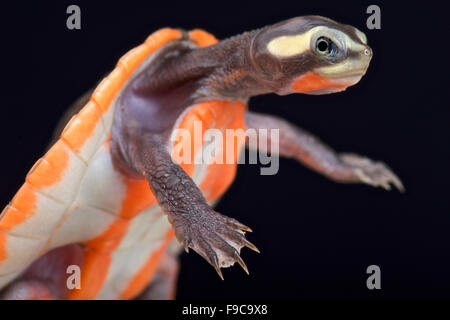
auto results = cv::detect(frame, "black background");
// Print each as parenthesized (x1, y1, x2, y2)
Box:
(2, 0, 449, 300)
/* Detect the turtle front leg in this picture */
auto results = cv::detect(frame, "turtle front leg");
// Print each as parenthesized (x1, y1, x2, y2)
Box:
(115, 134, 259, 279)
(245, 111, 404, 191)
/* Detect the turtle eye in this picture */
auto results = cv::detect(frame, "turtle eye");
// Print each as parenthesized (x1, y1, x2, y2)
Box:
(315, 36, 338, 57)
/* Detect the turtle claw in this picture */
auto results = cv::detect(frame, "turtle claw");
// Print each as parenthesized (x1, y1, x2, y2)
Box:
(233, 250, 249, 275)
(224, 217, 253, 232)
(183, 238, 192, 253)
(340, 153, 405, 192)
(212, 255, 224, 280)
(243, 239, 260, 253)
(174, 208, 257, 279)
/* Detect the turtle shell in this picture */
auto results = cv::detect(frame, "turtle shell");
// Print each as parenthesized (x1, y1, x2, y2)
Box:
(0, 28, 246, 299)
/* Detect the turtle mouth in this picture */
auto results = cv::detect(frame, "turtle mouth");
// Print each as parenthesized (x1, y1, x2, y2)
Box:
(301, 75, 363, 95)
(291, 72, 364, 95)
(333, 74, 364, 83)
(302, 87, 346, 95)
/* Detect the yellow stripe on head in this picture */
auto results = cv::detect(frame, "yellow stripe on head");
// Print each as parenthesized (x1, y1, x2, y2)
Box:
(249, 16, 374, 95)
(267, 25, 367, 58)
(267, 26, 326, 57)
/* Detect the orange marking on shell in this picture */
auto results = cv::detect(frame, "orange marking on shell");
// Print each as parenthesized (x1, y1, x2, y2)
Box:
(0, 205, 25, 231)
(68, 29, 183, 299)
(93, 29, 182, 114)
(173, 100, 247, 201)
(0, 230, 7, 264)
(120, 229, 174, 300)
(0, 183, 37, 231)
(118, 44, 152, 78)
(92, 64, 127, 114)
(102, 30, 182, 223)
(197, 101, 247, 200)
(173, 110, 201, 176)
(26, 140, 70, 189)
(1, 28, 205, 297)
(83, 146, 159, 252)
(77, 101, 245, 299)
(145, 28, 183, 50)
(67, 247, 111, 300)
(117, 29, 182, 77)
(119, 178, 157, 220)
(61, 100, 103, 153)
(85, 219, 130, 254)
(291, 72, 349, 93)
(189, 29, 219, 47)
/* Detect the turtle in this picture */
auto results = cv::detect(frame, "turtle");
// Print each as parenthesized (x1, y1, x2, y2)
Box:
(0, 16, 403, 300)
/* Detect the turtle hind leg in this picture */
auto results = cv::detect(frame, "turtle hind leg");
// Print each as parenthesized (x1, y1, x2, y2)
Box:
(244, 111, 404, 191)
(136, 252, 180, 300)
(0, 279, 54, 300)
(0, 244, 84, 300)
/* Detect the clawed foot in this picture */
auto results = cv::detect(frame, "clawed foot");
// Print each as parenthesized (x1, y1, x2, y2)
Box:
(173, 209, 259, 280)
(339, 153, 404, 192)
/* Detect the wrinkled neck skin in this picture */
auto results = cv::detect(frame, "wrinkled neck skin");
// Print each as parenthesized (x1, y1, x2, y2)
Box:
(189, 31, 273, 100)
(111, 30, 272, 177)
(138, 30, 272, 102)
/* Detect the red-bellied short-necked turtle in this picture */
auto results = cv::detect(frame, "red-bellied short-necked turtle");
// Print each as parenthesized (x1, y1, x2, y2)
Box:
(0, 16, 403, 300)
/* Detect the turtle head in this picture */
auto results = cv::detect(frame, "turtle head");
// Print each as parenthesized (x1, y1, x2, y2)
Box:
(249, 16, 372, 95)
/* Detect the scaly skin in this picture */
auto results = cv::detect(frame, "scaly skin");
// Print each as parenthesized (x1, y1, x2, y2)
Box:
(111, 16, 402, 280)
(137, 137, 259, 278)
(1, 16, 403, 298)
(244, 112, 404, 191)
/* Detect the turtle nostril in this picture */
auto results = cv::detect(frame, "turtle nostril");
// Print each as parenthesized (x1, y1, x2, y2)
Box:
(362, 47, 372, 57)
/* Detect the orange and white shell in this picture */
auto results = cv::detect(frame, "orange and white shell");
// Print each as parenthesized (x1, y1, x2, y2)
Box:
(0, 28, 246, 299)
